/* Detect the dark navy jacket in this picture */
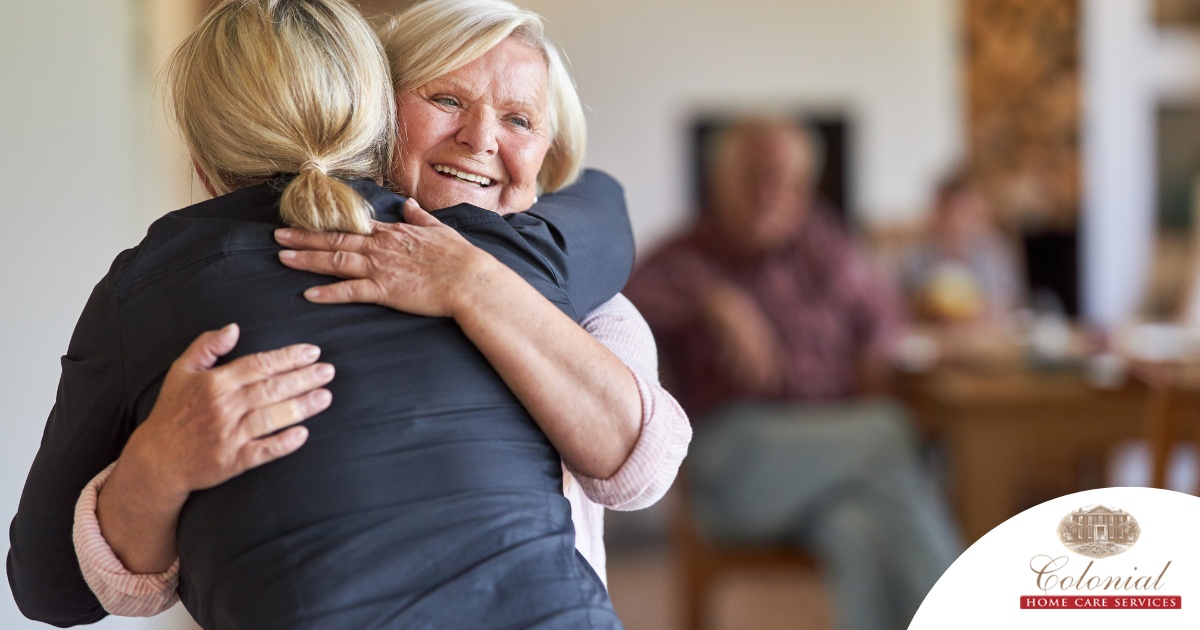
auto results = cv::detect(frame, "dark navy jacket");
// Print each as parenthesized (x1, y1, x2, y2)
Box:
(8, 172, 631, 629)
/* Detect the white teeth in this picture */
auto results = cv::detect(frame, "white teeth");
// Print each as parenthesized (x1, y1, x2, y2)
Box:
(433, 164, 492, 187)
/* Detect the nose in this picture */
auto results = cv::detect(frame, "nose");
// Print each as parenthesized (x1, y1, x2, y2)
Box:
(456, 108, 499, 156)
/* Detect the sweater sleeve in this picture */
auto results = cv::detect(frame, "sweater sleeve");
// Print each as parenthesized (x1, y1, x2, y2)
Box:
(73, 462, 180, 617)
(569, 294, 692, 511)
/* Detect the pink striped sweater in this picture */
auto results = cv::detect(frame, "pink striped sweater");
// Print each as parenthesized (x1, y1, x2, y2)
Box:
(73, 293, 691, 616)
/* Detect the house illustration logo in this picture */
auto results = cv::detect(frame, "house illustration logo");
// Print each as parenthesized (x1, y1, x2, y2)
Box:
(1056, 505, 1140, 559)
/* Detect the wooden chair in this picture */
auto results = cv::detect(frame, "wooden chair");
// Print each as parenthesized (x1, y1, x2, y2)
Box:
(672, 478, 820, 630)
(1144, 360, 1200, 490)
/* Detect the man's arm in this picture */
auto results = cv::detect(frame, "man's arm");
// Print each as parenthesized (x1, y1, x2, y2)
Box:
(624, 237, 726, 337)
(843, 240, 907, 396)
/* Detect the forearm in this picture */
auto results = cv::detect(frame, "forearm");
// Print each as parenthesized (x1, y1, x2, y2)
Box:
(573, 364, 691, 510)
(96, 451, 187, 574)
(76, 463, 180, 617)
(451, 258, 642, 479)
(568, 295, 692, 509)
(274, 196, 641, 476)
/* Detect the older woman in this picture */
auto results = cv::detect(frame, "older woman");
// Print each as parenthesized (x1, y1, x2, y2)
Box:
(10, 0, 688, 627)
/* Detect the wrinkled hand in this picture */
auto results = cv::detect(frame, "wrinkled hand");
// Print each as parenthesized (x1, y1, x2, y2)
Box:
(119, 324, 334, 502)
(275, 198, 496, 318)
(702, 282, 786, 396)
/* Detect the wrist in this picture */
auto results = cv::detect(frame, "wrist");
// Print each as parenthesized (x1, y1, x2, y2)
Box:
(112, 438, 190, 510)
(97, 459, 184, 575)
(445, 250, 510, 320)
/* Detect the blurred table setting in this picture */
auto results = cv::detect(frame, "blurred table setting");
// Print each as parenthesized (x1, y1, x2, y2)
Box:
(888, 313, 1200, 543)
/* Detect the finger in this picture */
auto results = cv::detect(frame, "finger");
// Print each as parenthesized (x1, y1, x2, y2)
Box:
(279, 249, 373, 279)
(240, 362, 335, 410)
(240, 388, 332, 439)
(221, 342, 322, 384)
(275, 227, 369, 253)
(237, 425, 310, 471)
(303, 279, 386, 305)
(175, 323, 240, 372)
(402, 198, 442, 227)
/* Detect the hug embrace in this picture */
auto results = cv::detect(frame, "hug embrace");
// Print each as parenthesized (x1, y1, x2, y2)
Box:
(8, 1, 690, 628)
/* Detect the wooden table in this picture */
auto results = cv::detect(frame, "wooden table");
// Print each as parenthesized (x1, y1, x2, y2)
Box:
(898, 367, 1151, 543)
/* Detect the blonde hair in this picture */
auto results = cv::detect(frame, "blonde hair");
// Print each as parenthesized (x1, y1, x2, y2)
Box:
(168, 0, 397, 234)
(377, 0, 586, 193)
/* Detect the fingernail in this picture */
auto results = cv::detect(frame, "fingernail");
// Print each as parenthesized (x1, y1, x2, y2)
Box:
(222, 323, 238, 333)
(301, 344, 321, 360)
(304, 287, 322, 300)
(313, 389, 332, 406)
(279, 250, 296, 261)
(315, 363, 335, 379)
(275, 228, 294, 241)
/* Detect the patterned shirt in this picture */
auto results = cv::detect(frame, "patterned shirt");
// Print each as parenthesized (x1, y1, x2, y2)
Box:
(626, 206, 904, 416)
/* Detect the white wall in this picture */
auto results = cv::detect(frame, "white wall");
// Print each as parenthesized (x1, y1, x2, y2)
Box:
(1081, 0, 1157, 329)
(1082, 0, 1200, 327)
(0, 1, 190, 627)
(521, 0, 963, 249)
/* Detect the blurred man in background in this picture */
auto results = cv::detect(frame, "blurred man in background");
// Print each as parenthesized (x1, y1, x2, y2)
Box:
(626, 118, 960, 630)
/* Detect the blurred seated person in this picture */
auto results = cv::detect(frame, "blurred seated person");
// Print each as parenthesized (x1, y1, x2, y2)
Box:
(902, 170, 1022, 326)
(625, 117, 960, 630)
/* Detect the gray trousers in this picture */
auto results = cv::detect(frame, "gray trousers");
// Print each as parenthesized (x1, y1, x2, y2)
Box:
(686, 399, 961, 630)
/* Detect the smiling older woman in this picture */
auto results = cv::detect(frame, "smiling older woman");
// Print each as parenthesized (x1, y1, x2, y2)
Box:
(10, 0, 691, 628)
(6, 0, 692, 627)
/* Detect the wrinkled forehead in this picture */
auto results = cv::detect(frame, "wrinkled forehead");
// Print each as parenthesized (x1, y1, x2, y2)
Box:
(420, 38, 549, 110)
(714, 126, 814, 186)
(747, 126, 813, 166)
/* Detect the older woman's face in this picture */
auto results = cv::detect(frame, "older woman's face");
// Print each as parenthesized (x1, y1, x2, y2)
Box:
(394, 37, 551, 214)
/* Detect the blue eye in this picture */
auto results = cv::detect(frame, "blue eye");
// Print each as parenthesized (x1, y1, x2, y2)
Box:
(508, 116, 532, 130)
(432, 96, 460, 108)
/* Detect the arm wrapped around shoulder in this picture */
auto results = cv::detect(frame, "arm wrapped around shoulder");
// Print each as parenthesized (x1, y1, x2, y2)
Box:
(518, 169, 634, 316)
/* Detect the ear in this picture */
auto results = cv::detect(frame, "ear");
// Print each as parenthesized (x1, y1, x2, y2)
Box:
(192, 157, 218, 198)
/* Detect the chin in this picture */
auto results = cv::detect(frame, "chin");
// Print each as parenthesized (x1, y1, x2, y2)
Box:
(424, 187, 500, 213)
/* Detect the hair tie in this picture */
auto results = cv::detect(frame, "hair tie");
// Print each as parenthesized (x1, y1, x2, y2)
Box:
(300, 159, 328, 175)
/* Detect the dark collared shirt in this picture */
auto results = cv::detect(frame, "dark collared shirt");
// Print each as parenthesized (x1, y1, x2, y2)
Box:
(9, 172, 631, 629)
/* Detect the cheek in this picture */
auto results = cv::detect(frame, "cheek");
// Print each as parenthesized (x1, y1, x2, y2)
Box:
(398, 103, 450, 158)
(400, 124, 434, 164)
(503, 138, 551, 188)
(394, 113, 442, 190)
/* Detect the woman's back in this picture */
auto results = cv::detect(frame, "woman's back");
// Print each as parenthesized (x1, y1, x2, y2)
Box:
(76, 180, 623, 628)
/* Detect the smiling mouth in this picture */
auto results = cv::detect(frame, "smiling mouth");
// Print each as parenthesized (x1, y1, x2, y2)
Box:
(433, 164, 493, 188)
